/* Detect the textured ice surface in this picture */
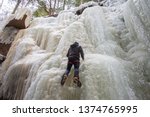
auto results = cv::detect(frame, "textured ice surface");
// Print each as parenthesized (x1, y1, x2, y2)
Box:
(0, 0, 150, 99)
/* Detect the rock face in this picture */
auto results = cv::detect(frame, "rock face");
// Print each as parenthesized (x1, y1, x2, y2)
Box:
(5, 8, 32, 29)
(0, 8, 32, 63)
(0, 8, 32, 99)
(0, 27, 18, 59)
(0, 54, 6, 64)
(0, 43, 11, 57)
(6, 15, 28, 29)
(0, 8, 32, 32)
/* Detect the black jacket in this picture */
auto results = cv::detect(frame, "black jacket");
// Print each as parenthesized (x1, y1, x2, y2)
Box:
(67, 42, 84, 61)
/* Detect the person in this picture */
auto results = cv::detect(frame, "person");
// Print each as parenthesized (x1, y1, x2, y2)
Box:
(61, 42, 84, 86)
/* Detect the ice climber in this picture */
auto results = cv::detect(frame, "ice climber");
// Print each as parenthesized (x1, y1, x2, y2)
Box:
(61, 42, 84, 87)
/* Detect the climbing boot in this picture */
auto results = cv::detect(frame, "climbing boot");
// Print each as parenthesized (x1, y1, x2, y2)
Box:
(73, 77, 82, 87)
(61, 74, 67, 86)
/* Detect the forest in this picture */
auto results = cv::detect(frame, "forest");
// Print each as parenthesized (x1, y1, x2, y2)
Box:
(0, 0, 102, 17)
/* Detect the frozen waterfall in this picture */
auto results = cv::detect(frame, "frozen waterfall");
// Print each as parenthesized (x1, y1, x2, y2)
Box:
(0, 0, 150, 100)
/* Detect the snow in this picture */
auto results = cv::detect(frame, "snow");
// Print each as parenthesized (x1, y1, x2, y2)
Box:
(104, 0, 128, 6)
(0, 0, 14, 21)
(0, 8, 32, 44)
(0, 0, 150, 99)
(0, 0, 36, 23)
(75, 1, 99, 12)
(124, 0, 150, 83)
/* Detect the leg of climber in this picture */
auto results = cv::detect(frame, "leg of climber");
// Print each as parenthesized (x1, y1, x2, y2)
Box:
(73, 61, 82, 87)
(61, 61, 73, 85)
(73, 62, 80, 82)
(74, 61, 80, 78)
(65, 61, 73, 76)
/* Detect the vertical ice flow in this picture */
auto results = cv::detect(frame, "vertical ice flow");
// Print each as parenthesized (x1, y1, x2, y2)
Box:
(0, 0, 150, 99)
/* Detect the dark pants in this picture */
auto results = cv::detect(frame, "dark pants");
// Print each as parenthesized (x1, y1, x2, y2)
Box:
(65, 58, 80, 77)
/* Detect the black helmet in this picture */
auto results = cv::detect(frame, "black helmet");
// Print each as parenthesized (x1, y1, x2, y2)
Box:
(71, 41, 79, 48)
(74, 42, 79, 45)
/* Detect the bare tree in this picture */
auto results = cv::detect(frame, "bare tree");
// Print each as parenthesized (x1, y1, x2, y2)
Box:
(63, 0, 66, 10)
(67, 0, 72, 9)
(53, 0, 57, 12)
(0, 0, 4, 9)
(34, 0, 70, 17)
(48, 0, 52, 16)
(57, 0, 60, 9)
(49, 0, 57, 15)
(12, 0, 22, 14)
(25, 0, 36, 7)
(37, 0, 49, 13)
(80, 0, 84, 4)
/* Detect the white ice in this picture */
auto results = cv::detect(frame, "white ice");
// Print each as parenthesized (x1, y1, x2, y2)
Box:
(0, 0, 150, 99)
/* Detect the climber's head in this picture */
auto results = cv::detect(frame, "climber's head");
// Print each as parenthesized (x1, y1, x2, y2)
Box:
(74, 41, 79, 46)
(71, 41, 79, 48)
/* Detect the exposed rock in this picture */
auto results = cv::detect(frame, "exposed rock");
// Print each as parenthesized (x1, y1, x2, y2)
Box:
(6, 15, 28, 29)
(0, 54, 6, 64)
(0, 8, 32, 62)
(0, 43, 11, 57)
(0, 27, 18, 59)
(75, 1, 99, 15)
(0, 8, 32, 32)
(50, 14, 58, 17)
(5, 8, 32, 29)
(0, 27, 18, 44)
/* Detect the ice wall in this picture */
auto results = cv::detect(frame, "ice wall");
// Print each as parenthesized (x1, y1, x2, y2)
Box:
(103, 0, 128, 6)
(0, 0, 150, 99)
(123, 0, 150, 97)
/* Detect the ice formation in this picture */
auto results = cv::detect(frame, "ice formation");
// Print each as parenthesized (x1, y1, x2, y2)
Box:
(0, 8, 32, 34)
(0, 0, 150, 99)
(103, 0, 127, 6)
